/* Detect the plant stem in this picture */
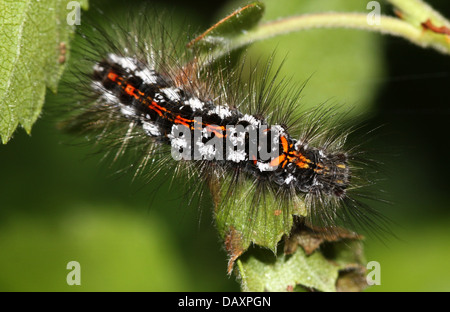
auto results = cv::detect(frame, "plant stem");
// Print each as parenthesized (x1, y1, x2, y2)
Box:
(209, 11, 450, 60)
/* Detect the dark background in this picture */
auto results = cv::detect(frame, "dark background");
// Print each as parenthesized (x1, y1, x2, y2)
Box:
(0, 0, 449, 291)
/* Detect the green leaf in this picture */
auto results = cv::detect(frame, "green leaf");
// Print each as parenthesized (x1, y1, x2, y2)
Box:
(0, 0, 88, 144)
(238, 246, 339, 292)
(216, 179, 307, 254)
(237, 236, 368, 292)
(188, 1, 265, 53)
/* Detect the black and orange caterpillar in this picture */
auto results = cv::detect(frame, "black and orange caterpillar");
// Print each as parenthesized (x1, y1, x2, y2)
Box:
(62, 9, 386, 241)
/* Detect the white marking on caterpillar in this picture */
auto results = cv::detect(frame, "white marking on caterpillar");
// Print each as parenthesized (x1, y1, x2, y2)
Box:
(256, 161, 276, 172)
(136, 68, 159, 84)
(208, 105, 233, 119)
(142, 121, 161, 137)
(271, 125, 285, 136)
(93, 64, 105, 72)
(239, 114, 261, 126)
(196, 141, 217, 159)
(226, 149, 247, 162)
(184, 97, 205, 111)
(161, 87, 181, 102)
(107, 54, 137, 72)
(119, 104, 136, 117)
(92, 81, 121, 104)
(284, 174, 296, 185)
(154, 93, 165, 102)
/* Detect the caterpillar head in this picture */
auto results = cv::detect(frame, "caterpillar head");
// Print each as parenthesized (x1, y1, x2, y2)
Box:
(309, 150, 350, 198)
(278, 138, 351, 199)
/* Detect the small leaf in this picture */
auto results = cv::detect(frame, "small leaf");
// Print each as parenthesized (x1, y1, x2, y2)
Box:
(187, 1, 265, 52)
(0, 0, 88, 144)
(238, 246, 339, 292)
(284, 222, 363, 256)
(237, 230, 368, 292)
(215, 178, 307, 273)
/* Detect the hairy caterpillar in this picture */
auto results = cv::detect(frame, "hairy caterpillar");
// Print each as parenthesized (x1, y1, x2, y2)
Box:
(60, 5, 387, 266)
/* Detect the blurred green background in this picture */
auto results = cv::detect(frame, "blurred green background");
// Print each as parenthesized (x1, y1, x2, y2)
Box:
(1, 0, 449, 291)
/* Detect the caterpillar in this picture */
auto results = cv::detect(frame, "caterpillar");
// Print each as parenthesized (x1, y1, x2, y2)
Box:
(60, 5, 386, 264)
